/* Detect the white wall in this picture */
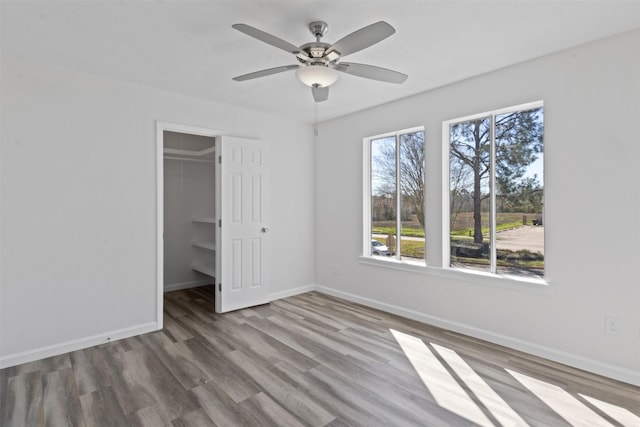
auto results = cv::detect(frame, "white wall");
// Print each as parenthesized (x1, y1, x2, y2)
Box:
(315, 30, 640, 385)
(0, 58, 316, 366)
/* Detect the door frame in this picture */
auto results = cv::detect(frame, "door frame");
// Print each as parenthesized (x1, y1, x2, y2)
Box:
(155, 121, 223, 328)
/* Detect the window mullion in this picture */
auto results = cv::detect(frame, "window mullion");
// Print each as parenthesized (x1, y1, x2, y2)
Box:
(489, 114, 497, 274)
(395, 133, 402, 260)
(366, 140, 372, 256)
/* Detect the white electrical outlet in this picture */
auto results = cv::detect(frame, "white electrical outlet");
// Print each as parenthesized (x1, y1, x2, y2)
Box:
(605, 315, 619, 335)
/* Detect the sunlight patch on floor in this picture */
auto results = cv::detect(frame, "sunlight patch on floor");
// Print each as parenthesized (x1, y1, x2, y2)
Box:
(390, 328, 637, 427)
(391, 329, 516, 427)
(507, 369, 615, 427)
(431, 342, 529, 426)
(579, 393, 640, 426)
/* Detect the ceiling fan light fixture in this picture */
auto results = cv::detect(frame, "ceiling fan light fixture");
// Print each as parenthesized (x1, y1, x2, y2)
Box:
(296, 65, 338, 88)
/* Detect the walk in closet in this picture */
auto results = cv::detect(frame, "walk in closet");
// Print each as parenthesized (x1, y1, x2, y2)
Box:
(158, 123, 270, 313)
(163, 131, 217, 291)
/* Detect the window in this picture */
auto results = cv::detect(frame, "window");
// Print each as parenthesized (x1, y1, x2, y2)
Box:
(365, 127, 425, 264)
(446, 102, 544, 279)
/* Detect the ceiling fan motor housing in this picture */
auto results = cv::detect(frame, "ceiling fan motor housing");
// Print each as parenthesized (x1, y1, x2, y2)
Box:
(308, 21, 329, 38)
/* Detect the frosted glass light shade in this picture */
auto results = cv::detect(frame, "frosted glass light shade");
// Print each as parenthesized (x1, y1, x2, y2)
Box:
(296, 65, 338, 87)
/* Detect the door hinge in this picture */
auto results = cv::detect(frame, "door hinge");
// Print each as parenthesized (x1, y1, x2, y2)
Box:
(218, 283, 221, 292)
(218, 219, 221, 227)
(218, 155, 222, 164)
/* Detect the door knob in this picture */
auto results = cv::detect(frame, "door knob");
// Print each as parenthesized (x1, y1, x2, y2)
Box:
(262, 227, 269, 233)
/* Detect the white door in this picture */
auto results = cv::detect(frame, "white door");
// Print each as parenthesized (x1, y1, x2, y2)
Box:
(215, 136, 270, 313)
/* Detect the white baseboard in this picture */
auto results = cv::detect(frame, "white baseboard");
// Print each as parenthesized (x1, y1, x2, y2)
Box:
(315, 285, 640, 387)
(269, 284, 316, 302)
(0, 322, 159, 369)
(0, 284, 311, 369)
(164, 280, 211, 292)
(5, 284, 637, 386)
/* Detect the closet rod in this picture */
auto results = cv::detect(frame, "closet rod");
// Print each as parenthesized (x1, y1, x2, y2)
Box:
(164, 156, 215, 164)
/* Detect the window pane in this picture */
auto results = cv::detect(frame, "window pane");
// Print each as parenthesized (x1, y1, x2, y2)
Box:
(371, 136, 396, 257)
(399, 131, 425, 262)
(495, 108, 544, 278)
(449, 118, 491, 272)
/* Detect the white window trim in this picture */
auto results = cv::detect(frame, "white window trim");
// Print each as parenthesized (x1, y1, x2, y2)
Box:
(442, 100, 545, 280)
(361, 102, 546, 288)
(363, 126, 425, 263)
(358, 255, 548, 291)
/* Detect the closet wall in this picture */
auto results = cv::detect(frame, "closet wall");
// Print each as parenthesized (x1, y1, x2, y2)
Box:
(163, 131, 215, 291)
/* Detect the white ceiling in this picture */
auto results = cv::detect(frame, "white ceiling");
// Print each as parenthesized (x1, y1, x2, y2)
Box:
(2, 0, 639, 123)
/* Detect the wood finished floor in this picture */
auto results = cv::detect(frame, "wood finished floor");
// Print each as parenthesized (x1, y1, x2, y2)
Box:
(1, 286, 639, 427)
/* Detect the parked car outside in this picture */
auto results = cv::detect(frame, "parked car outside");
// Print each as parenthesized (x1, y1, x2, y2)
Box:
(371, 240, 390, 256)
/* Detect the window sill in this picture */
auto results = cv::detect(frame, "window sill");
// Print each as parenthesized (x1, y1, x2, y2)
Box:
(358, 256, 549, 291)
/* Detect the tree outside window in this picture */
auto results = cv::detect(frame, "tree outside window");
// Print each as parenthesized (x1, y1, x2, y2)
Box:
(369, 129, 425, 262)
(448, 104, 544, 278)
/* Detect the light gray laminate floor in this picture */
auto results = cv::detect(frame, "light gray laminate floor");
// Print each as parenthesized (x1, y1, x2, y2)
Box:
(1, 286, 639, 426)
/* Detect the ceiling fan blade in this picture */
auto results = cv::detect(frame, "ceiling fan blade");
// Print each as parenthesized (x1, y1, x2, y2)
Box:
(232, 65, 299, 81)
(326, 21, 395, 57)
(312, 86, 329, 102)
(336, 62, 408, 84)
(233, 23, 303, 56)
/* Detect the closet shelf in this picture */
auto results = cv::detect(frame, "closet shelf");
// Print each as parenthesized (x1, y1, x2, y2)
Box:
(192, 263, 215, 278)
(163, 146, 215, 157)
(192, 217, 216, 223)
(163, 146, 216, 163)
(192, 240, 216, 251)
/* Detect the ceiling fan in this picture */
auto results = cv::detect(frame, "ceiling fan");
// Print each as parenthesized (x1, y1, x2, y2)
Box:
(231, 21, 408, 102)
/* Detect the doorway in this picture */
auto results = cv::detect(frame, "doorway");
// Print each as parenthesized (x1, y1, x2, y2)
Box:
(156, 122, 271, 326)
(156, 121, 222, 328)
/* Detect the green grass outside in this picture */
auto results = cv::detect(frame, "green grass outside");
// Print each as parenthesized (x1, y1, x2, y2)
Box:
(372, 226, 425, 238)
(450, 221, 524, 237)
(372, 220, 544, 266)
(372, 237, 425, 259)
(372, 236, 543, 267)
(400, 240, 425, 258)
(373, 222, 526, 239)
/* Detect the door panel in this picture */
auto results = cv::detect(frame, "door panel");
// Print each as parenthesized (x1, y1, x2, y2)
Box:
(232, 174, 242, 223)
(250, 238, 261, 286)
(231, 239, 242, 290)
(216, 136, 270, 313)
(251, 175, 262, 222)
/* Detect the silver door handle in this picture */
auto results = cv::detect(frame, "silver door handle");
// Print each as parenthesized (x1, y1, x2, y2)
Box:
(262, 227, 269, 233)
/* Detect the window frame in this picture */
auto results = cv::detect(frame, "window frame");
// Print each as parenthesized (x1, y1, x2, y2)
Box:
(359, 102, 546, 288)
(363, 126, 426, 265)
(442, 100, 545, 280)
